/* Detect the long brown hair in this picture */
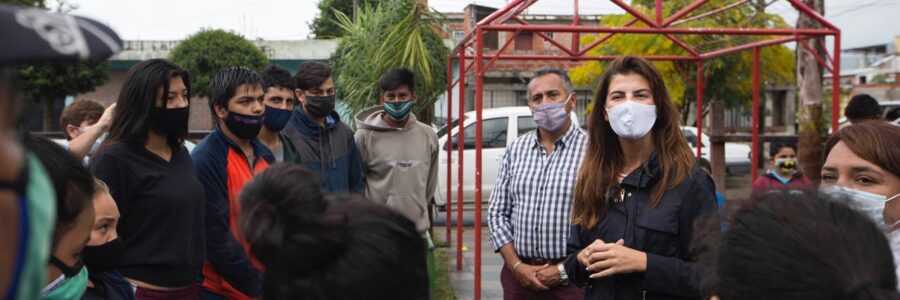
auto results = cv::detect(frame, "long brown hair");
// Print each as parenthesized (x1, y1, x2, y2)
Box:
(825, 121, 900, 177)
(572, 56, 695, 230)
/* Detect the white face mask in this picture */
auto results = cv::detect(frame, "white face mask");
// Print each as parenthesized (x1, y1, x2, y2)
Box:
(606, 101, 657, 140)
(821, 185, 900, 230)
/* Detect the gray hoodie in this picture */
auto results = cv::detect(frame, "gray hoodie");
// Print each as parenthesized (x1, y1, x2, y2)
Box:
(354, 105, 439, 234)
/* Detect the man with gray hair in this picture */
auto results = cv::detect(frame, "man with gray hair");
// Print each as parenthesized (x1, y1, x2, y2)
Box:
(488, 67, 587, 298)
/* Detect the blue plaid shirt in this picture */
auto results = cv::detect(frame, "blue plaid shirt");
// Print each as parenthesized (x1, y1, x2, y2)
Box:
(488, 123, 587, 260)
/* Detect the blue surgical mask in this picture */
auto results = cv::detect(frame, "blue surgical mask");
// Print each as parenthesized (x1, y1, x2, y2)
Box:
(41, 266, 88, 300)
(821, 185, 900, 231)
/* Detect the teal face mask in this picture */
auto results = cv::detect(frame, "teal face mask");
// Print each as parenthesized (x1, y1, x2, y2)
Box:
(384, 101, 414, 121)
(41, 266, 88, 300)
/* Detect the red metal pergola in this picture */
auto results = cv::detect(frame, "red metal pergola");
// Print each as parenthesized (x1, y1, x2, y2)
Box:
(442, 1, 840, 298)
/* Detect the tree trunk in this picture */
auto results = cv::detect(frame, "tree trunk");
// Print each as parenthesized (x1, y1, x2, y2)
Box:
(43, 98, 54, 132)
(796, 0, 825, 182)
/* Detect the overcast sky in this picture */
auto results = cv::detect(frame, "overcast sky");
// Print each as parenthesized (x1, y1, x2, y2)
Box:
(69, 0, 899, 50)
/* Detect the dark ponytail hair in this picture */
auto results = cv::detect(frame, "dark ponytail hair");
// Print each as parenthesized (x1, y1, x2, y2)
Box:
(694, 190, 900, 300)
(239, 164, 428, 300)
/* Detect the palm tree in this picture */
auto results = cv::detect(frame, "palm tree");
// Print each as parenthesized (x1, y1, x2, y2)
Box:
(331, 0, 448, 126)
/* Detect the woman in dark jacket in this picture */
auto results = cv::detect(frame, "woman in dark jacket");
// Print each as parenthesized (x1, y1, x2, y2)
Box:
(565, 56, 717, 300)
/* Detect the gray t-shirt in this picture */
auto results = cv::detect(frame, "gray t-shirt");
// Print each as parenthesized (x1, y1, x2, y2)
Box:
(271, 142, 284, 163)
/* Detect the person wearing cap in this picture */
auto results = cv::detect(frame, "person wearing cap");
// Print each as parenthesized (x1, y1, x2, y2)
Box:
(0, 4, 121, 299)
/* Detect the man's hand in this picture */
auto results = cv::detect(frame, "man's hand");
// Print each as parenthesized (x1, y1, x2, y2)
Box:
(534, 263, 561, 288)
(586, 239, 647, 279)
(512, 263, 550, 291)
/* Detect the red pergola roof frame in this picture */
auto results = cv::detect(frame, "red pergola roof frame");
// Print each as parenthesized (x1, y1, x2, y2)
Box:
(442, 1, 840, 298)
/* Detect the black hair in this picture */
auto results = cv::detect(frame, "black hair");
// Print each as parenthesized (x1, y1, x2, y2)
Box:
(694, 190, 900, 300)
(294, 61, 332, 91)
(885, 107, 900, 122)
(697, 157, 712, 171)
(208, 66, 263, 117)
(24, 134, 95, 246)
(379, 68, 416, 93)
(769, 139, 797, 158)
(260, 65, 296, 92)
(240, 164, 428, 300)
(105, 59, 190, 149)
(846, 94, 882, 122)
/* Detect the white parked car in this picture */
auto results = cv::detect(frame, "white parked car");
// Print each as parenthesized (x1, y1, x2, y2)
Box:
(682, 126, 751, 175)
(433, 107, 578, 208)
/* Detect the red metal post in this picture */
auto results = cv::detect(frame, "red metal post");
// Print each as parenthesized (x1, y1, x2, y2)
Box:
(655, 0, 663, 25)
(456, 47, 465, 271)
(445, 56, 453, 245)
(832, 33, 841, 132)
(474, 27, 485, 300)
(751, 47, 761, 181)
(696, 60, 704, 158)
(572, 0, 580, 54)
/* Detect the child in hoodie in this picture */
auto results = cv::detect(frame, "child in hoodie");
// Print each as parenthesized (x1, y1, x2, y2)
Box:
(752, 140, 814, 196)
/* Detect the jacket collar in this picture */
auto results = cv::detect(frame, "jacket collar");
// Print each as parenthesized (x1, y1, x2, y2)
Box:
(621, 151, 661, 188)
(289, 106, 340, 136)
(212, 123, 275, 164)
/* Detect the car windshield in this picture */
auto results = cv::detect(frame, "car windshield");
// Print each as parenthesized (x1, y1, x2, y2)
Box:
(436, 116, 465, 138)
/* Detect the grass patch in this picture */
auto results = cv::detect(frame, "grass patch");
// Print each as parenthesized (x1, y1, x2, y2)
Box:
(433, 244, 457, 300)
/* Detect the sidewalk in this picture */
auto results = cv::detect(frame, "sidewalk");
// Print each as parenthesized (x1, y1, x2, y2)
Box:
(433, 226, 503, 300)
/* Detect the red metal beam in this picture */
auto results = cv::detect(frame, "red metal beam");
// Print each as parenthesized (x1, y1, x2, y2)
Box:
(464, 54, 700, 61)
(611, 0, 659, 27)
(696, 60, 705, 158)
(577, 18, 640, 56)
(476, 0, 527, 26)
(451, 62, 475, 88)
(701, 36, 802, 59)
(751, 47, 760, 181)
(661, 0, 709, 27)
(799, 38, 834, 74)
(482, 29, 522, 75)
(445, 56, 453, 246)
(674, 62, 696, 90)
(671, 0, 749, 26)
(818, 38, 833, 68)
(786, 0, 840, 31)
(832, 33, 841, 132)
(473, 26, 485, 300)
(455, 47, 465, 272)
(572, 0, 581, 54)
(664, 34, 701, 57)
(513, 16, 578, 56)
(480, 24, 836, 36)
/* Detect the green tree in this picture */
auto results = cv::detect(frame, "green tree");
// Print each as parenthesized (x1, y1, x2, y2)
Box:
(569, 0, 795, 122)
(169, 29, 268, 99)
(310, 0, 381, 38)
(2, 0, 111, 130)
(330, 0, 448, 125)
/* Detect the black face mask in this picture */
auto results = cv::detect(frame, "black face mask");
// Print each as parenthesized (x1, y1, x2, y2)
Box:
(50, 256, 83, 278)
(224, 111, 263, 140)
(82, 237, 123, 273)
(262, 106, 292, 132)
(150, 106, 189, 138)
(304, 96, 335, 118)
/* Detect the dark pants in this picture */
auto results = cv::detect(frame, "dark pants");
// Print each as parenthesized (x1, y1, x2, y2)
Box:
(500, 265, 585, 300)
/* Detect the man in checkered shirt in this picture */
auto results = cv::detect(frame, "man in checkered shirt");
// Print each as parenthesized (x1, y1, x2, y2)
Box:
(488, 67, 588, 299)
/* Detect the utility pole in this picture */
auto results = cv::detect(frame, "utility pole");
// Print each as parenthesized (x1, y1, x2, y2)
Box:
(796, 0, 826, 182)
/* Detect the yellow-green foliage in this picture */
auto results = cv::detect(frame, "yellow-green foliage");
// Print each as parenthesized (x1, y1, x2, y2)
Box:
(570, 0, 795, 113)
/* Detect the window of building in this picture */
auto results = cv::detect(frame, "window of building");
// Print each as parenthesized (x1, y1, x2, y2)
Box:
(515, 32, 534, 51)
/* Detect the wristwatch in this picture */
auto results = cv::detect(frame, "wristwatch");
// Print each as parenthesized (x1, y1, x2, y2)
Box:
(557, 263, 569, 286)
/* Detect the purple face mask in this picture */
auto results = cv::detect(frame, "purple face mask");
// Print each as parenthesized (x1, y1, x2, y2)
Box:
(532, 94, 572, 131)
